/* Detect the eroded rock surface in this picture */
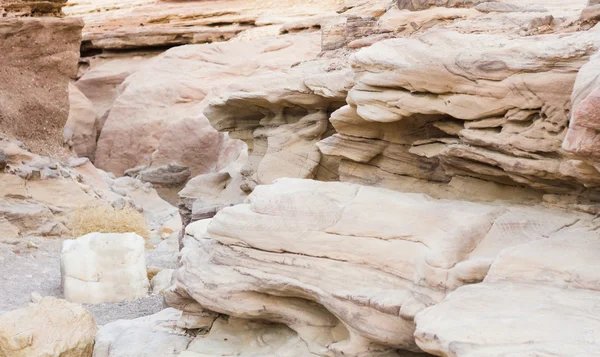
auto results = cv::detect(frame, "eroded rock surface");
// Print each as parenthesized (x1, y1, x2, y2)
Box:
(94, 34, 320, 178)
(167, 178, 595, 356)
(0, 297, 96, 357)
(0, 17, 83, 155)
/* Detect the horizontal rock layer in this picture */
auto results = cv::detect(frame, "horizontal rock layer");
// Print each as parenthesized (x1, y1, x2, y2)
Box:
(167, 178, 596, 356)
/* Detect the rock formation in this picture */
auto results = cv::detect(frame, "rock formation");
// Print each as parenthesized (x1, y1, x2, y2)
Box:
(93, 34, 320, 181)
(166, 178, 598, 356)
(0, 14, 83, 155)
(0, 297, 96, 357)
(61, 232, 150, 304)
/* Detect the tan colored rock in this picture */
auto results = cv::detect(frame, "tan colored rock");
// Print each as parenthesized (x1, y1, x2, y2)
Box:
(397, 0, 488, 10)
(415, 228, 600, 357)
(167, 178, 594, 356)
(0, 17, 83, 156)
(205, 59, 353, 192)
(318, 29, 600, 202)
(95, 34, 320, 177)
(93, 308, 191, 357)
(0, 297, 96, 357)
(64, 83, 99, 160)
(65, 0, 343, 51)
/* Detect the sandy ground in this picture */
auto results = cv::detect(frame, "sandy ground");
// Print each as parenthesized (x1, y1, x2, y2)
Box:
(0, 236, 177, 325)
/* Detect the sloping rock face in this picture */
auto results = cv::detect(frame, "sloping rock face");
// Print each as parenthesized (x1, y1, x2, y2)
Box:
(166, 178, 596, 356)
(0, 16, 83, 155)
(0, 297, 96, 357)
(94, 34, 320, 178)
(319, 29, 600, 207)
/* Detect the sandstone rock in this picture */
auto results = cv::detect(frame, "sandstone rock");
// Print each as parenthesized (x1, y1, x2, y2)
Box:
(0, 297, 96, 357)
(0, 0, 67, 17)
(75, 52, 158, 125)
(64, 83, 99, 160)
(167, 178, 593, 356)
(205, 59, 353, 192)
(93, 308, 191, 357)
(318, 29, 600, 201)
(95, 34, 319, 177)
(65, 0, 343, 51)
(181, 317, 314, 357)
(415, 228, 600, 357)
(0, 17, 83, 155)
(397, 0, 488, 11)
(61, 232, 150, 304)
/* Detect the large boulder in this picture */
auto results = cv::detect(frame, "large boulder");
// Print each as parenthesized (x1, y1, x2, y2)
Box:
(94, 34, 321, 178)
(61, 232, 150, 304)
(166, 178, 595, 356)
(0, 297, 96, 357)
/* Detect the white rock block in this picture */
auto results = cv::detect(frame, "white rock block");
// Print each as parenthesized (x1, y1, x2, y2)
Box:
(61, 232, 149, 304)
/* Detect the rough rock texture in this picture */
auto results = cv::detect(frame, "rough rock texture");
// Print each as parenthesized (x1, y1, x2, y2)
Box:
(0, 0, 67, 17)
(0, 297, 96, 357)
(0, 17, 83, 156)
(397, 0, 487, 11)
(415, 227, 600, 357)
(205, 59, 353, 192)
(64, 83, 100, 160)
(61, 232, 150, 304)
(167, 178, 595, 356)
(0, 137, 179, 237)
(94, 34, 320, 178)
(64, 0, 343, 51)
(318, 29, 600, 207)
(563, 50, 600, 172)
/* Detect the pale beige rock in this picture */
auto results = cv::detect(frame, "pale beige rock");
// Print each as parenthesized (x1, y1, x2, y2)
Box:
(61, 232, 150, 304)
(415, 228, 600, 357)
(319, 29, 600, 200)
(181, 317, 314, 357)
(64, 83, 99, 160)
(150, 269, 174, 295)
(205, 59, 353, 192)
(93, 308, 191, 357)
(95, 34, 320, 177)
(0, 297, 96, 357)
(167, 178, 594, 356)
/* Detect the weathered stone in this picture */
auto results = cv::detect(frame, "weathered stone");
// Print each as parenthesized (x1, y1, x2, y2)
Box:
(167, 178, 594, 356)
(61, 232, 150, 304)
(0, 297, 96, 357)
(64, 83, 99, 160)
(0, 17, 83, 154)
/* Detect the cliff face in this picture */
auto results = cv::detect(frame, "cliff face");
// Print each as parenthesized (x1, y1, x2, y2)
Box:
(0, 0, 83, 156)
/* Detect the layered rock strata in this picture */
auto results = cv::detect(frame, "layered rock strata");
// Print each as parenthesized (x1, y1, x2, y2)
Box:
(167, 178, 596, 356)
